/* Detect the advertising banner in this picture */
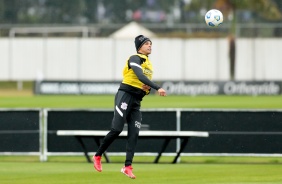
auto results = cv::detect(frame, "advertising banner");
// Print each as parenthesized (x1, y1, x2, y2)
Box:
(161, 81, 282, 96)
(35, 81, 120, 95)
(35, 81, 282, 95)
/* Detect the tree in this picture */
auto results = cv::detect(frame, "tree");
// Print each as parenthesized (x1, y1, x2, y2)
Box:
(213, 0, 282, 80)
(43, 0, 87, 23)
(184, 0, 282, 80)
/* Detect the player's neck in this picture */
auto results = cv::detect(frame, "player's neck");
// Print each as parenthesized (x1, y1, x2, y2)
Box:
(137, 52, 148, 57)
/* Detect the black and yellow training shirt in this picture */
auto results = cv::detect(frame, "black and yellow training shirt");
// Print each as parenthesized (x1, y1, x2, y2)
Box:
(119, 53, 161, 100)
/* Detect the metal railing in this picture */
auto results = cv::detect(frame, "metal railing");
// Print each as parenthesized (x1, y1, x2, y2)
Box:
(0, 23, 281, 38)
(9, 26, 91, 38)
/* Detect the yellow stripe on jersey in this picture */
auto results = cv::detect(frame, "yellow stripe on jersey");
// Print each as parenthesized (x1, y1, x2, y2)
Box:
(122, 54, 153, 93)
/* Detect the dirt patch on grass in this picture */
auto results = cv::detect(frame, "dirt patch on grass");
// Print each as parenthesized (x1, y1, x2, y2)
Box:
(0, 89, 33, 97)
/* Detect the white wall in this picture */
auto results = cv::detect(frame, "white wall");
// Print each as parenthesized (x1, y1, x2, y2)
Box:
(0, 39, 9, 80)
(0, 38, 281, 81)
(236, 38, 282, 80)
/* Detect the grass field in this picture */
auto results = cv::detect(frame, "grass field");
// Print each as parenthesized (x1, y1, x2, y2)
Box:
(1, 162, 282, 184)
(1, 81, 282, 109)
(1, 94, 282, 109)
(1, 85, 282, 183)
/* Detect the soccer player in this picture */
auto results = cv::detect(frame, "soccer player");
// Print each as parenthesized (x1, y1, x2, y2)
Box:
(93, 35, 166, 179)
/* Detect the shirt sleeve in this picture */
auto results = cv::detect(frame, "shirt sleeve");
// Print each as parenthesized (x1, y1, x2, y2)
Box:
(128, 55, 161, 90)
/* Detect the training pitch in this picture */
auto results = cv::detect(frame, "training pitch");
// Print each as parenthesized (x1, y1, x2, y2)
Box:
(1, 94, 282, 183)
(1, 159, 282, 184)
(1, 94, 282, 109)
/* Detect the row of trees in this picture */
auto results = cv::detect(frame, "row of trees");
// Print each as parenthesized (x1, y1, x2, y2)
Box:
(0, 0, 281, 24)
(0, 0, 173, 24)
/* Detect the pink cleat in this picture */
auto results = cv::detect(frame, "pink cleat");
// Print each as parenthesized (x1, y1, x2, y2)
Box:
(93, 156, 102, 172)
(121, 166, 136, 179)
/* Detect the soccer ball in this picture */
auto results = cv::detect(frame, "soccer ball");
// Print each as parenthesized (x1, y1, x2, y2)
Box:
(205, 9, 223, 27)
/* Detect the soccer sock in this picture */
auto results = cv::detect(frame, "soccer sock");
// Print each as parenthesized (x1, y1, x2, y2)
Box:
(96, 129, 121, 155)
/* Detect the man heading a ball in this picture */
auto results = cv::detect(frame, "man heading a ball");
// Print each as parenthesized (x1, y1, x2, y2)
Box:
(93, 35, 166, 179)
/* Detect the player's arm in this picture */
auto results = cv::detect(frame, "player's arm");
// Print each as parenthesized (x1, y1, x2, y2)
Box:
(129, 56, 160, 90)
(129, 56, 166, 96)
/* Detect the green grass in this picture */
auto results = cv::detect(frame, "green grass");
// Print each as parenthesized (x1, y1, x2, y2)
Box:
(1, 90, 282, 183)
(1, 162, 282, 184)
(1, 95, 282, 109)
(2, 155, 282, 164)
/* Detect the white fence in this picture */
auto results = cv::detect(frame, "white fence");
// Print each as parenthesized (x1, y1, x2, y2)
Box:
(0, 38, 281, 81)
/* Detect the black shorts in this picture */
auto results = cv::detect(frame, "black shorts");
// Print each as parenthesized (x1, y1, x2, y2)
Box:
(111, 90, 142, 132)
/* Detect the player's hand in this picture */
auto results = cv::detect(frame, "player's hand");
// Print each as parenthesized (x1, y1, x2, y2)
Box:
(142, 84, 151, 91)
(157, 88, 166, 96)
